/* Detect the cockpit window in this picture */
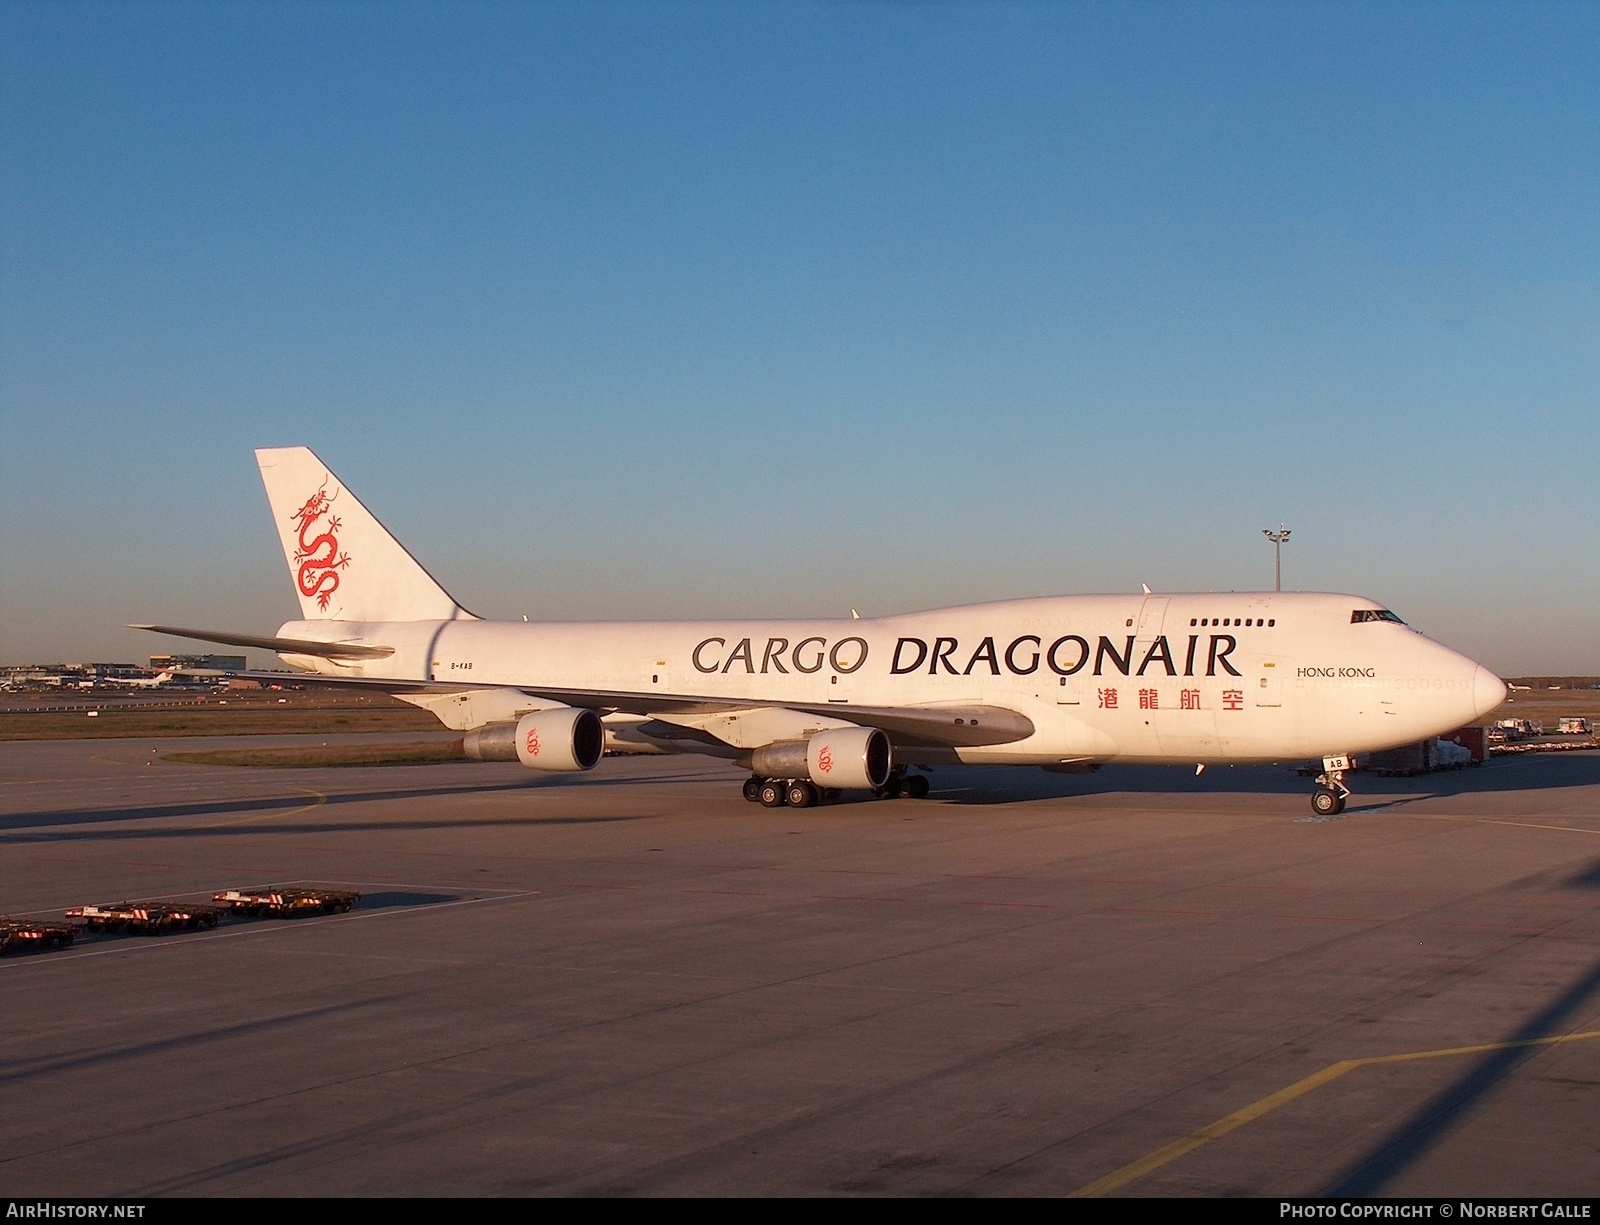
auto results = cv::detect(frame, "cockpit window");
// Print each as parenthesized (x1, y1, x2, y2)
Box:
(1351, 609, 1406, 624)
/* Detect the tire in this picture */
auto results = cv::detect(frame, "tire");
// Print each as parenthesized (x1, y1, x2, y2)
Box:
(742, 777, 763, 803)
(1311, 787, 1344, 817)
(759, 780, 787, 808)
(906, 774, 930, 799)
(785, 780, 817, 809)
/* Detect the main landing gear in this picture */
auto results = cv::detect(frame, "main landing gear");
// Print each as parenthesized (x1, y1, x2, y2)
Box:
(741, 768, 929, 807)
(1311, 755, 1354, 816)
(743, 777, 832, 808)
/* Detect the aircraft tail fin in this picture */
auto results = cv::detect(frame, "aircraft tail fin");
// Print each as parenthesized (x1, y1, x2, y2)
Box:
(255, 446, 475, 623)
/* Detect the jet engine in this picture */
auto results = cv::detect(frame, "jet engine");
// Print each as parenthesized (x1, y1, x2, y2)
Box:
(462, 707, 604, 772)
(750, 726, 891, 791)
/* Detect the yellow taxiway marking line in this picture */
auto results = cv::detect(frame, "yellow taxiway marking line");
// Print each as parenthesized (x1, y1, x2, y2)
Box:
(1378, 812, 1600, 837)
(201, 786, 327, 828)
(1070, 1028, 1600, 1198)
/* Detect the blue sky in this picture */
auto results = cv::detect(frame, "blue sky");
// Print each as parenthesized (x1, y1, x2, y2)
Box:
(2, 1, 1596, 675)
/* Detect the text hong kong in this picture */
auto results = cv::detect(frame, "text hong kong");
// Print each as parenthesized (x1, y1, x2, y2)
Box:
(691, 634, 1243, 678)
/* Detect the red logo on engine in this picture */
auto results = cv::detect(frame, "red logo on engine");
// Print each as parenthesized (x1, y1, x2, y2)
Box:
(525, 727, 541, 756)
(816, 745, 833, 773)
(290, 482, 352, 611)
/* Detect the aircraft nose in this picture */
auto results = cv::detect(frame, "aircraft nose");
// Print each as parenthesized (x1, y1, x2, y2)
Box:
(1472, 665, 1508, 719)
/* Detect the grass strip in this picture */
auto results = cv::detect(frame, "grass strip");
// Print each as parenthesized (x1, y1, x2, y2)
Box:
(1, 708, 441, 740)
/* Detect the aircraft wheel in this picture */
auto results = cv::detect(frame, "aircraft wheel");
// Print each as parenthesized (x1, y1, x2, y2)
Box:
(906, 774, 930, 799)
(785, 780, 817, 809)
(877, 777, 904, 800)
(1311, 787, 1345, 817)
(759, 780, 787, 808)
(742, 777, 763, 803)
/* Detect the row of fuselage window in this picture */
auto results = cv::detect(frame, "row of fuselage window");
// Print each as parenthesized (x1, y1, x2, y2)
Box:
(1189, 617, 1275, 628)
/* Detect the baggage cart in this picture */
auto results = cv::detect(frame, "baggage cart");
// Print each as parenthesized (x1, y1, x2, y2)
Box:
(211, 887, 359, 918)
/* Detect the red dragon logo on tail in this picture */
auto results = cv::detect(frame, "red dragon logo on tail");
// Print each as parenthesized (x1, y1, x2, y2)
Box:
(290, 482, 352, 610)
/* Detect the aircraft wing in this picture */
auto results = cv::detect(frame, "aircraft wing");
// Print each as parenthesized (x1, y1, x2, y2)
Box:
(513, 687, 1036, 748)
(215, 670, 1034, 748)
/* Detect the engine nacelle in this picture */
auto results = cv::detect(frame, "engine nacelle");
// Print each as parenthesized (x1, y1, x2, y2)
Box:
(462, 707, 603, 772)
(808, 726, 891, 790)
(750, 726, 891, 791)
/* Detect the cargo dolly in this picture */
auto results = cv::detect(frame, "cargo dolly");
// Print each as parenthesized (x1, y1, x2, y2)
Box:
(65, 901, 224, 934)
(1, 916, 77, 954)
(212, 887, 359, 918)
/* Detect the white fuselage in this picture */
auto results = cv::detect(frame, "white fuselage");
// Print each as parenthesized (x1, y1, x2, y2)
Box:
(276, 591, 1504, 766)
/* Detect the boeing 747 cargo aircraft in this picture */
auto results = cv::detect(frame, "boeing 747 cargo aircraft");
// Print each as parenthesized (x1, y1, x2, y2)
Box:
(137, 447, 1507, 815)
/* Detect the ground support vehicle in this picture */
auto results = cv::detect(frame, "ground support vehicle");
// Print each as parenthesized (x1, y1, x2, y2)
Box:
(65, 901, 223, 934)
(1, 917, 77, 954)
(212, 887, 359, 918)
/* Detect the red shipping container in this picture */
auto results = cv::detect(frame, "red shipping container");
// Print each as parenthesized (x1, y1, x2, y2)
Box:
(1443, 726, 1488, 764)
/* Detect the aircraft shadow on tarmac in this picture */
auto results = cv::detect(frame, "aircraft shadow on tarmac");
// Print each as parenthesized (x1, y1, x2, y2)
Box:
(0, 771, 698, 837)
(1321, 951, 1600, 1196)
(0, 815, 649, 845)
(929, 753, 1600, 807)
(1, 754, 1594, 838)
(357, 890, 461, 910)
(1565, 857, 1600, 891)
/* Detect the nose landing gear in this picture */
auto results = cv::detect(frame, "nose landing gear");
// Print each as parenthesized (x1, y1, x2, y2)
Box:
(1311, 755, 1353, 816)
(873, 768, 930, 800)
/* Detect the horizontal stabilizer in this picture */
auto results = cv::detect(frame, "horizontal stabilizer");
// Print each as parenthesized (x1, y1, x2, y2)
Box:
(129, 624, 395, 660)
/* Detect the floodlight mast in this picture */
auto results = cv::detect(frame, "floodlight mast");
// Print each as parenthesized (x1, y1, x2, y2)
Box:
(1262, 525, 1291, 592)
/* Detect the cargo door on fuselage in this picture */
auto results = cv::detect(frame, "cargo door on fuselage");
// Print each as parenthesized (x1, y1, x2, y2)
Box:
(1138, 596, 1217, 758)
(1136, 596, 1169, 639)
(1132, 596, 1171, 757)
